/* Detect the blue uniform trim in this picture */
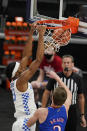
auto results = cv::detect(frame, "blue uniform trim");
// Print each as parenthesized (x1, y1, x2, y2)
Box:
(22, 93, 30, 115)
(10, 82, 16, 101)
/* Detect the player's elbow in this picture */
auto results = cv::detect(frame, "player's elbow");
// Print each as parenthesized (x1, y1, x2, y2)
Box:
(36, 52, 44, 63)
(36, 56, 43, 64)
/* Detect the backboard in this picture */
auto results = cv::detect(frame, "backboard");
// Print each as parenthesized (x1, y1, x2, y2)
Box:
(26, 0, 60, 22)
(26, 0, 87, 42)
(26, 0, 87, 20)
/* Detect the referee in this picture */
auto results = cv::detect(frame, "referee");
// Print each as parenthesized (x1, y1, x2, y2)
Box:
(42, 55, 86, 131)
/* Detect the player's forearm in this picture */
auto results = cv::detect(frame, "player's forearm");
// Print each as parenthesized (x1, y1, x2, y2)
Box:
(28, 35, 44, 74)
(22, 32, 33, 58)
(20, 32, 33, 70)
(27, 114, 38, 127)
(37, 74, 44, 83)
(27, 117, 36, 127)
(37, 75, 44, 82)
(42, 90, 50, 107)
(22, 23, 36, 58)
(42, 96, 48, 107)
(41, 81, 48, 88)
(19, 56, 29, 70)
(36, 34, 44, 63)
(37, 69, 44, 82)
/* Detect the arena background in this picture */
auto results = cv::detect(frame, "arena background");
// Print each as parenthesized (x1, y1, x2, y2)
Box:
(0, 0, 87, 131)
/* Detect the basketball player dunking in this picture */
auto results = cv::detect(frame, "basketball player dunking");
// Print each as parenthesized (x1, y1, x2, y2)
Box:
(5, 23, 46, 131)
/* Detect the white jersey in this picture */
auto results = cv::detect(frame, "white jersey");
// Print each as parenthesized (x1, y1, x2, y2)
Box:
(10, 79, 37, 119)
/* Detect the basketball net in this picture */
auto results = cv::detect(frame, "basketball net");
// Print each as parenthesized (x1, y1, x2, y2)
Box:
(44, 28, 71, 52)
(36, 17, 79, 52)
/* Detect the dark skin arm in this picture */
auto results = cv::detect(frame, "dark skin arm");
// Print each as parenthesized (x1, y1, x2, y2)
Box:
(16, 25, 46, 91)
(16, 24, 35, 74)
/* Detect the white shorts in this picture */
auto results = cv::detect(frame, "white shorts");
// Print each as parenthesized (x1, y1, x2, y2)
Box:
(12, 118, 36, 131)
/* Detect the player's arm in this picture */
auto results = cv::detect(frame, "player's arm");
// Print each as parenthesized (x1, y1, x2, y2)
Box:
(46, 71, 72, 111)
(42, 89, 51, 107)
(16, 25, 46, 88)
(27, 108, 47, 127)
(22, 24, 34, 58)
(37, 69, 44, 82)
(17, 23, 35, 73)
(27, 108, 40, 127)
(36, 69, 48, 88)
(42, 75, 55, 107)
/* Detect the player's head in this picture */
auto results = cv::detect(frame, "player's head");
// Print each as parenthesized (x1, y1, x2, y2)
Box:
(5, 62, 20, 82)
(52, 87, 67, 106)
(44, 47, 55, 61)
(62, 55, 74, 72)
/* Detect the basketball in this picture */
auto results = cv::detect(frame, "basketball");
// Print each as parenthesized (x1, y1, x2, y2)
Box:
(52, 28, 71, 46)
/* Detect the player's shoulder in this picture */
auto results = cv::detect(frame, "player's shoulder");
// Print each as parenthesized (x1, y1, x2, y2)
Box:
(38, 107, 48, 111)
(37, 107, 48, 115)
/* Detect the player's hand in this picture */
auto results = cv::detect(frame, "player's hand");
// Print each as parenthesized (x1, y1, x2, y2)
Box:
(46, 70, 58, 80)
(80, 115, 87, 127)
(36, 25, 46, 36)
(29, 22, 37, 34)
(31, 81, 41, 88)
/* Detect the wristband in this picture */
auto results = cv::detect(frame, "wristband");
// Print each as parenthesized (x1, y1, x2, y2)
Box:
(40, 82, 43, 88)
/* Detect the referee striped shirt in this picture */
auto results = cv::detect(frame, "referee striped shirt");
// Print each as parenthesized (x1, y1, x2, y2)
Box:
(46, 72, 83, 105)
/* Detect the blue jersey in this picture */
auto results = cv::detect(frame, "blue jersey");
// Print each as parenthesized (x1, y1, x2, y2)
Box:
(39, 105, 67, 131)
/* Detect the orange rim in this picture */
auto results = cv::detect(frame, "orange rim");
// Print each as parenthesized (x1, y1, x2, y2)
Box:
(36, 19, 71, 30)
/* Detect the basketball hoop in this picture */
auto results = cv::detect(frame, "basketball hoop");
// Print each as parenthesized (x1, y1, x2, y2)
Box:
(36, 19, 71, 52)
